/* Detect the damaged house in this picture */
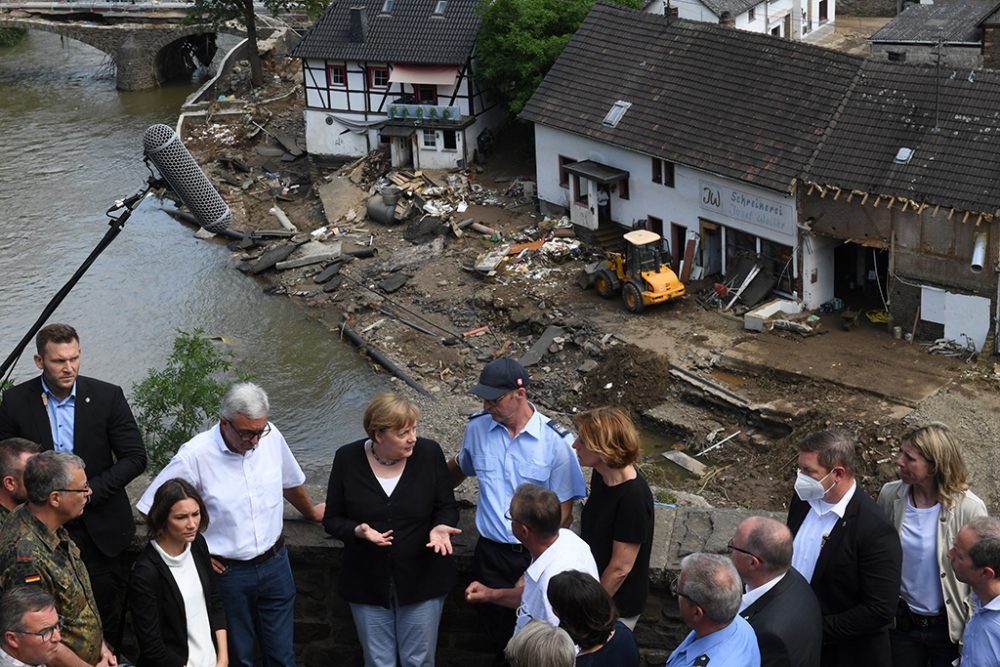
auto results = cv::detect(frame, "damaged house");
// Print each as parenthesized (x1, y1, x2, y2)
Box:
(291, 0, 505, 169)
(523, 3, 1000, 353)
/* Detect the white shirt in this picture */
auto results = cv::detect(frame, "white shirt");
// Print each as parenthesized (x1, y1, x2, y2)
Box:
(515, 529, 599, 632)
(137, 423, 306, 560)
(740, 571, 786, 613)
(151, 541, 217, 667)
(792, 481, 857, 583)
(900, 499, 944, 615)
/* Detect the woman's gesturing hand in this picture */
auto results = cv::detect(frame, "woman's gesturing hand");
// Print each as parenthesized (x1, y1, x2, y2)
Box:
(426, 524, 463, 555)
(355, 523, 394, 546)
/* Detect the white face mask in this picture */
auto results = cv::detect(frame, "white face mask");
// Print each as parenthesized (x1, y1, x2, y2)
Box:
(795, 470, 834, 502)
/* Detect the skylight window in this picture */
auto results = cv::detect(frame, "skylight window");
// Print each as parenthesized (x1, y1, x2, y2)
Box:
(382, 0, 393, 12)
(602, 100, 632, 128)
(434, 0, 447, 14)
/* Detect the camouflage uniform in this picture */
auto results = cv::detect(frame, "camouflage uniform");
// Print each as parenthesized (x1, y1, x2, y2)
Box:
(0, 506, 103, 665)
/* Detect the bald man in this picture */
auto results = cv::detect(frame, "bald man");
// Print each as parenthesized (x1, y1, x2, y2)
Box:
(729, 516, 823, 667)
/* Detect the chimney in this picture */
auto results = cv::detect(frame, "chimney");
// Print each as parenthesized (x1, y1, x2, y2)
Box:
(349, 7, 367, 43)
(719, 10, 736, 27)
(665, 1, 679, 19)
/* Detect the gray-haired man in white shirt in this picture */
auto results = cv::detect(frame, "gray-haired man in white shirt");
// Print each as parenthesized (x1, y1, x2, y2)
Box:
(137, 382, 324, 667)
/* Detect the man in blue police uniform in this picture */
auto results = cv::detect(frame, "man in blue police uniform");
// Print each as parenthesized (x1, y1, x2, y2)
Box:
(666, 553, 761, 667)
(448, 357, 586, 659)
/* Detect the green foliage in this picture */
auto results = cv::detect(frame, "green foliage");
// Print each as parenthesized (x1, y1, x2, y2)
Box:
(131, 329, 250, 473)
(475, 0, 643, 114)
(0, 28, 26, 47)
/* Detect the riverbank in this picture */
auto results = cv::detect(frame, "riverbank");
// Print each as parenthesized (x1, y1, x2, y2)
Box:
(172, 36, 1000, 515)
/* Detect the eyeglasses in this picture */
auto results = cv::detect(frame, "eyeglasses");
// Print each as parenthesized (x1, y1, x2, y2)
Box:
(224, 419, 271, 442)
(727, 540, 758, 560)
(56, 483, 90, 494)
(670, 576, 702, 608)
(11, 617, 63, 642)
(483, 390, 515, 407)
(504, 509, 522, 524)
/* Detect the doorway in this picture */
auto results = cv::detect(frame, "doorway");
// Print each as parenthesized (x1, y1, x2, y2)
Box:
(833, 242, 889, 311)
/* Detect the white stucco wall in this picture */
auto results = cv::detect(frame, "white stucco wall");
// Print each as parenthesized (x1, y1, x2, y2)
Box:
(533, 125, 798, 247)
(801, 233, 837, 308)
(304, 109, 376, 157)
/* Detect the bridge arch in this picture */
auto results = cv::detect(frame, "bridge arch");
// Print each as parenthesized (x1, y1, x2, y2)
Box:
(0, 17, 220, 90)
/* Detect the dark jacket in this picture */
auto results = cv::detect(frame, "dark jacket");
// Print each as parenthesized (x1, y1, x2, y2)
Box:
(787, 488, 902, 667)
(0, 375, 146, 557)
(323, 437, 459, 607)
(127, 533, 226, 667)
(741, 567, 823, 667)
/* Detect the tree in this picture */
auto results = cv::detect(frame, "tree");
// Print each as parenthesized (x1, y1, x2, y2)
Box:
(188, 0, 328, 87)
(475, 0, 644, 114)
(131, 329, 251, 473)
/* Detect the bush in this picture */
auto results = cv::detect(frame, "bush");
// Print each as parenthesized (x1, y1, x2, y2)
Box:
(131, 329, 250, 473)
(0, 28, 26, 48)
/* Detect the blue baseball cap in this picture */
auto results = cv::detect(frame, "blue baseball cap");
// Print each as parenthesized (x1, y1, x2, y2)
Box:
(470, 357, 530, 401)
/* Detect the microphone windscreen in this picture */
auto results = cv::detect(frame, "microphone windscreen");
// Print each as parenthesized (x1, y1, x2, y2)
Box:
(143, 124, 232, 234)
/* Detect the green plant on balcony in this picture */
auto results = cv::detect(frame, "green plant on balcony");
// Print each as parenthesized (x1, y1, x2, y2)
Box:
(389, 105, 397, 118)
(401, 107, 409, 118)
(416, 106, 424, 119)
(429, 107, 438, 119)
(442, 108, 451, 120)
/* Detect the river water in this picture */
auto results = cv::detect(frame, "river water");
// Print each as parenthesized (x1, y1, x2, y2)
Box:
(0, 31, 387, 480)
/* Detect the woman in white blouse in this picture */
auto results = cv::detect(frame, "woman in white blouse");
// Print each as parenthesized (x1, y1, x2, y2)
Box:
(877, 423, 986, 667)
(129, 478, 228, 667)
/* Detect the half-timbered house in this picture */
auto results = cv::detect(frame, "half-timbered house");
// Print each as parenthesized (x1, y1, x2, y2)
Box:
(291, 0, 504, 169)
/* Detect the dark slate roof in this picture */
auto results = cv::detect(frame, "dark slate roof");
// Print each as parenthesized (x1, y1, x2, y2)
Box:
(869, 3, 992, 44)
(291, 0, 479, 64)
(698, 0, 766, 20)
(807, 61, 1000, 214)
(520, 4, 863, 194)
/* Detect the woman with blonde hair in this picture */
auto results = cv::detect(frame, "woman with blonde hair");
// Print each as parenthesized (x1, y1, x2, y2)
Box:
(877, 422, 987, 666)
(323, 392, 460, 667)
(573, 407, 654, 630)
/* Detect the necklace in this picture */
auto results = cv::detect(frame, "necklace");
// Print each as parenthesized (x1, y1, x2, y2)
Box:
(369, 440, 402, 466)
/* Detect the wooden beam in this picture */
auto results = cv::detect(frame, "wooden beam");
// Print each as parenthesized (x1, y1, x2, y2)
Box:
(932, 204, 940, 216)
(962, 211, 970, 224)
(807, 183, 815, 196)
(947, 208, 955, 221)
(832, 186, 842, 200)
(976, 213, 984, 226)
(873, 196, 882, 208)
(861, 193, 869, 206)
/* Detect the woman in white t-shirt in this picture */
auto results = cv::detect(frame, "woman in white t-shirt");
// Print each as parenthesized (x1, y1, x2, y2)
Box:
(129, 478, 228, 667)
(877, 423, 986, 667)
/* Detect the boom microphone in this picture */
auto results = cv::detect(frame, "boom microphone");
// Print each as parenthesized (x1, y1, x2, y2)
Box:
(143, 124, 232, 234)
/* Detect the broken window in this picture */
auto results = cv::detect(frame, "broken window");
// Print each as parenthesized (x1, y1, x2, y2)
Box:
(618, 178, 630, 200)
(442, 130, 457, 150)
(748, 6, 755, 20)
(887, 51, 906, 62)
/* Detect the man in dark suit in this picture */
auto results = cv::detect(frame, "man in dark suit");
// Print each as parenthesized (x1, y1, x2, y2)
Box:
(730, 515, 822, 667)
(787, 430, 902, 667)
(0, 323, 146, 652)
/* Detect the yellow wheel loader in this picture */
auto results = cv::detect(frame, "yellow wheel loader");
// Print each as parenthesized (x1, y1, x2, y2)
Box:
(592, 230, 685, 313)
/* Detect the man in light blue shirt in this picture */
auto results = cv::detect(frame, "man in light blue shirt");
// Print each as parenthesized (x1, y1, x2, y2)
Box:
(949, 516, 1000, 666)
(448, 357, 586, 658)
(666, 553, 761, 667)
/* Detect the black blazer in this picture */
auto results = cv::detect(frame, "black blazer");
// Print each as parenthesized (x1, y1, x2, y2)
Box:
(323, 437, 459, 607)
(787, 488, 902, 667)
(0, 375, 147, 557)
(741, 567, 823, 667)
(127, 533, 226, 667)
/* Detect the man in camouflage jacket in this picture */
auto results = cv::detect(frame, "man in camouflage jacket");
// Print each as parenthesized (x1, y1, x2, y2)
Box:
(0, 452, 114, 667)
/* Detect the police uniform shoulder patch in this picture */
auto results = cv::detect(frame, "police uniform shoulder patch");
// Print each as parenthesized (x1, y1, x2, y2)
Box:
(468, 410, 490, 420)
(546, 419, 571, 438)
(693, 655, 710, 666)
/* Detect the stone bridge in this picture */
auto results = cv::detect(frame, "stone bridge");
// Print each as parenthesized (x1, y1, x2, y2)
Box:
(0, 2, 255, 90)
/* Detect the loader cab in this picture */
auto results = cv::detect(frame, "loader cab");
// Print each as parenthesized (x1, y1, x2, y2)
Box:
(624, 229, 664, 279)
